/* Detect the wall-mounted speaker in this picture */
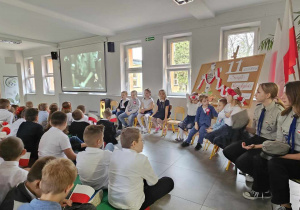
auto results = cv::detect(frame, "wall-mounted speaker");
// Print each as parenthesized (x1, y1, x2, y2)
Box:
(107, 42, 115, 53)
(51, 51, 58, 60)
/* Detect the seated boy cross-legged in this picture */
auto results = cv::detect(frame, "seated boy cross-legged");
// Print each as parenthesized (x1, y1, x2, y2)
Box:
(108, 127, 174, 210)
(0, 156, 56, 210)
(19, 158, 77, 210)
(38, 111, 77, 161)
(0, 137, 28, 205)
(97, 108, 120, 145)
(76, 125, 114, 190)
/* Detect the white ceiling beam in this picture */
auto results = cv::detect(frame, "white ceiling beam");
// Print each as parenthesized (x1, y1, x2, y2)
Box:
(0, 0, 114, 36)
(184, 0, 215, 20)
(0, 33, 58, 47)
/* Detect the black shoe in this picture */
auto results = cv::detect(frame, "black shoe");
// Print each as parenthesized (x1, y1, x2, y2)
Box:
(195, 143, 202, 151)
(181, 142, 190, 147)
(243, 190, 272, 200)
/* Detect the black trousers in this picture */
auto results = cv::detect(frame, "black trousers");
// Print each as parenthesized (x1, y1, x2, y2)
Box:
(140, 177, 174, 210)
(268, 157, 300, 205)
(223, 135, 267, 175)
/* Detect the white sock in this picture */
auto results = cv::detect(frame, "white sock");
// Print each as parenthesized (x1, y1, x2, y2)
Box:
(179, 128, 184, 139)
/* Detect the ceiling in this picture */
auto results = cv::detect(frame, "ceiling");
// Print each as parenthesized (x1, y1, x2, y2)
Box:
(0, 0, 274, 50)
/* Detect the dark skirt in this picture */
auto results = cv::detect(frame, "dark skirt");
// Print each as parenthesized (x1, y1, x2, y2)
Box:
(153, 110, 171, 120)
(178, 115, 195, 130)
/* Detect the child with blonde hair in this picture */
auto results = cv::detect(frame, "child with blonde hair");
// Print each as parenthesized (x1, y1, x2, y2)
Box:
(137, 88, 154, 134)
(181, 95, 218, 150)
(175, 92, 200, 142)
(19, 158, 77, 210)
(118, 90, 140, 128)
(112, 91, 129, 129)
(151, 89, 171, 134)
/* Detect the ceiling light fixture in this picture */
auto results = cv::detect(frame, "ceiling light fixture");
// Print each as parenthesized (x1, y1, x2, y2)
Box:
(0, 37, 22, 44)
(173, 0, 194, 5)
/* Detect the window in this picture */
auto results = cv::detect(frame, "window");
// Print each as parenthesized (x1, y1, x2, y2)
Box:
(166, 37, 191, 95)
(43, 56, 55, 94)
(125, 44, 143, 93)
(25, 59, 36, 93)
(223, 27, 259, 60)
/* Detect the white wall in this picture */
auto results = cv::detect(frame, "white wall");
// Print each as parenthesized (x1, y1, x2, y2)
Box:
(19, 0, 300, 116)
(22, 47, 61, 106)
(0, 50, 18, 99)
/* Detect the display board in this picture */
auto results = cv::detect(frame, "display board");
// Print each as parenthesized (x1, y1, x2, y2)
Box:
(192, 54, 265, 108)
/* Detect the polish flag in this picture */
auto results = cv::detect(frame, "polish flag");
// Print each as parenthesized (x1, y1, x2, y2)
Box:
(70, 184, 95, 203)
(19, 152, 31, 167)
(275, 0, 298, 96)
(269, 19, 282, 82)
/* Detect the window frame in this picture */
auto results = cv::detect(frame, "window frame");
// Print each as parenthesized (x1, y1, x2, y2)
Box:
(42, 56, 55, 95)
(166, 36, 191, 96)
(124, 43, 143, 94)
(25, 58, 36, 94)
(222, 27, 259, 60)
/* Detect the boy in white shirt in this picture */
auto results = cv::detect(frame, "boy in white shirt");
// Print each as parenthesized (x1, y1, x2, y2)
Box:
(108, 127, 174, 210)
(76, 125, 114, 190)
(0, 98, 14, 124)
(0, 137, 28, 205)
(77, 105, 89, 123)
(38, 111, 77, 161)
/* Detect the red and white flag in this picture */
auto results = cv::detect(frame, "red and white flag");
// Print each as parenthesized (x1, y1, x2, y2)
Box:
(269, 19, 282, 82)
(275, 0, 298, 96)
(19, 152, 31, 167)
(70, 184, 95, 203)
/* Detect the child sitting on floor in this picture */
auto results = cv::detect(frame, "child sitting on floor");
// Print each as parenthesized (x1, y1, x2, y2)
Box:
(175, 93, 201, 142)
(19, 158, 77, 210)
(151, 89, 171, 134)
(97, 108, 119, 145)
(108, 127, 174, 210)
(0, 98, 14, 124)
(118, 90, 140, 128)
(9, 106, 26, 137)
(0, 137, 28, 205)
(38, 103, 49, 128)
(205, 98, 227, 142)
(137, 88, 154, 134)
(25, 101, 33, 109)
(38, 111, 77, 161)
(77, 105, 89, 123)
(17, 108, 44, 166)
(113, 91, 129, 130)
(0, 156, 57, 209)
(61, 101, 73, 126)
(181, 95, 218, 151)
(76, 125, 114, 190)
(69, 109, 90, 141)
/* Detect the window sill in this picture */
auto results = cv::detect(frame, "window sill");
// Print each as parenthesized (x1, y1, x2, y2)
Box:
(167, 95, 186, 99)
(43, 94, 55, 96)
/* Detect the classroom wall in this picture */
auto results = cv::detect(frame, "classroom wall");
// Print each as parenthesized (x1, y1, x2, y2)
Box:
(18, 0, 300, 116)
(0, 50, 18, 99)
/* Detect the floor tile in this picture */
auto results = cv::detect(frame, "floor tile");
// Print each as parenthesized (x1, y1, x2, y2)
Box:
(151, 194, 202, 210)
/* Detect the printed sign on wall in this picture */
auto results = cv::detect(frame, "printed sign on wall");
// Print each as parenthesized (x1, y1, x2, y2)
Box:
(3, 76, 20, 105)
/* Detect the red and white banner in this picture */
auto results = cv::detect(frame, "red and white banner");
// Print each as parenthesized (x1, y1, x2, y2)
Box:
(275, 0, 298, 96)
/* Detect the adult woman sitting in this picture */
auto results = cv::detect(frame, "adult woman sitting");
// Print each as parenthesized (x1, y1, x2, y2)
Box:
(223, 83, 284, 184)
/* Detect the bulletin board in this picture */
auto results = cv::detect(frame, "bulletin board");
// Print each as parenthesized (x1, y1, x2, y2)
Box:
(192, 54, 265, 108)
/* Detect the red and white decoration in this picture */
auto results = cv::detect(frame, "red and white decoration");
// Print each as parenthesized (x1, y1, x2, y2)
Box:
(274, 0, 298, 96)
(70, 184, 95, 203)
(19, 152, 31, 167)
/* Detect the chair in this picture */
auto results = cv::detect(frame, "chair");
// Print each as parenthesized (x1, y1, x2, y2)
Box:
(100, 101, 105, 118)
(162, 106, 184, 137)
(110, 100, 118, 110)
(203, 139, 211, 151)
